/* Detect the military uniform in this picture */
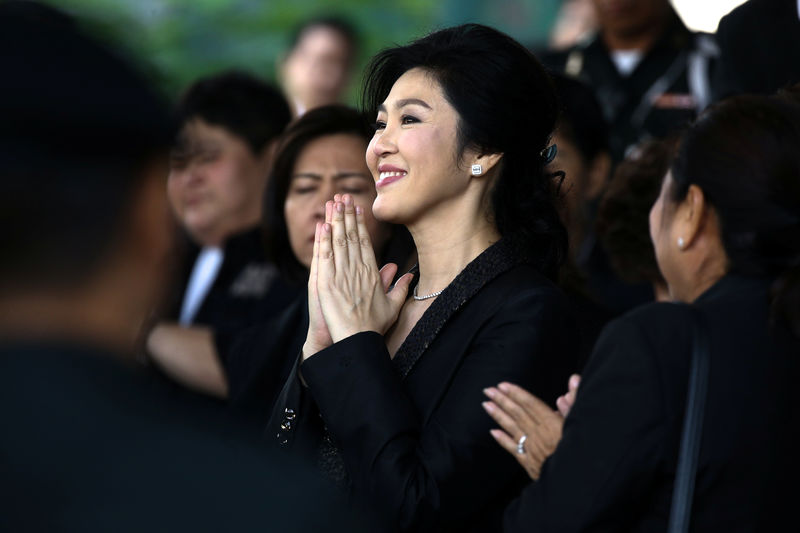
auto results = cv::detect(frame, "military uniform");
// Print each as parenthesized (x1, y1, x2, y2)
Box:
(542, 15, 717, 163)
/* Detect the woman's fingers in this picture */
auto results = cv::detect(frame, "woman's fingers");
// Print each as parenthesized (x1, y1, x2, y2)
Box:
(354, 202, 378, 268)
(309, 221, 321, 293)
(498, 382, 553, 418)
(342, 195, 362, 266)
(330, 199, 349, 273)
(569, 374, 581, 392)
(318, 221, 334, 276)
(557, 374, 581, 418)
(485, 385, 541, 428)
(386, 272, 413, 310)
(482, 400, 522, 440)
(489, 428, 520, 458)
(556, 395, 571, 418)
(379, 263, 398, 293)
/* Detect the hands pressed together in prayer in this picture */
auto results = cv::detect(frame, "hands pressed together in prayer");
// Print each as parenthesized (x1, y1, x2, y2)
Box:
(302, 194, 414, 360)
(483, 374, 581, 480)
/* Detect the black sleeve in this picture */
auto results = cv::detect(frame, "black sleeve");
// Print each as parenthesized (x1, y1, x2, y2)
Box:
(503, 315, 669, 532)
(301, 289, 576, 532)
(221, 301, 306, 420)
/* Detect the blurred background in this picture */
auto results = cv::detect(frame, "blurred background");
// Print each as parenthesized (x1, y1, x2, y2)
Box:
(46, 0, 746, 101)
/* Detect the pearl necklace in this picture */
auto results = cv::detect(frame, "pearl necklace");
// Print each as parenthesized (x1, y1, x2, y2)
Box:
(413, 285, 444, 301)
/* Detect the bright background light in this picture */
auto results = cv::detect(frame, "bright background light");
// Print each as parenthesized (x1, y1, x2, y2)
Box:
(671, 0, 749, 32)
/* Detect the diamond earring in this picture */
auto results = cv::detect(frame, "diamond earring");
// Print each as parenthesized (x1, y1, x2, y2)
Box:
(471, 164, 482, 176)
(677, 237, 685, 249)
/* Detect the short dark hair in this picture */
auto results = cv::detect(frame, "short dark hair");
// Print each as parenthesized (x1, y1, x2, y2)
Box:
(0, 1, 174, 289)
(263, 105, 373, 283)
(597, 138, 674, 286)
(287, 15, 359, 64)
(550, 72, 610, 163)
(362, 24, 566, 279)
(670, 95, 800, 336)
(176, 71, 291, 154)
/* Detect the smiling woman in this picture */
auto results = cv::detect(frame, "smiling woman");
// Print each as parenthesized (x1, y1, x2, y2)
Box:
(268, 24, 578, 532)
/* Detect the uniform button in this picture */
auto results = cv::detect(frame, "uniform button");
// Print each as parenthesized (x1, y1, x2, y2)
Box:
(280, 420, 292, 431)
(284, 408, 296, 420)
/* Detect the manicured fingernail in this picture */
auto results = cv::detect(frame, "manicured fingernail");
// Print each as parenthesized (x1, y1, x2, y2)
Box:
(490, 429, 502, 439)
(344, 194, 352, 206)
(483, 387, 495, 398)
(323, 223, 331, 232)
(498, 383, 511, 393)
(355, 205, 363, 215)
(336, 202, 343, 212)
(482, 401, 494, 412)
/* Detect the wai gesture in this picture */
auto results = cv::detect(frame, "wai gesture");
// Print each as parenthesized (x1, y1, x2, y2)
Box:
(302, 194, 413, 360)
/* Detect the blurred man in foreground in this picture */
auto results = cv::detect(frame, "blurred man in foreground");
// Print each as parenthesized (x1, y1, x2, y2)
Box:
(0, 3, 365, 531)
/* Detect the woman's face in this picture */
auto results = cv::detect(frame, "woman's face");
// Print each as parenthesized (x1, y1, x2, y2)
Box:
(367, 67, 471, 224)
(284, 133, 385, 268)
(648, 171, 679, 291)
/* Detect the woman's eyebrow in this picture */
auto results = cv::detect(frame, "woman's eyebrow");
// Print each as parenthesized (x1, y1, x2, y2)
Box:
(377, 98, 432, 113)
(290, 173, 322, 181)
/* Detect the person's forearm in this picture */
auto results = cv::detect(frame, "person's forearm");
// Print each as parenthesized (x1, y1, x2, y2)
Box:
(146, 323, 228, 398)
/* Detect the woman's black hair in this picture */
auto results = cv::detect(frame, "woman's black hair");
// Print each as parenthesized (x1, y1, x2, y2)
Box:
(361, 23, 566, 279)
(263, 105, 373, 284)
(670, 94, 800, 337)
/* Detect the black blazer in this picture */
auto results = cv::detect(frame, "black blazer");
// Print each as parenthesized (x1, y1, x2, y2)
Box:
(220, 296, 308, 423)
(504, 275, 800, 532)
(268, 239, 578, 532)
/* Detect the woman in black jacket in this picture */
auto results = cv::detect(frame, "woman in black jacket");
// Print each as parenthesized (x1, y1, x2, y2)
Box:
(484, 94, 800, 531)
(269, 24, 578, 532)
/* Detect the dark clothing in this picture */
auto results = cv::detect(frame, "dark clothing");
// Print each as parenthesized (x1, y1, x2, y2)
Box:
(504, 275, 800, 532)
(0, 341, 369, 532)
(165, 226, 299, 338)
(269, 239, 579, 532)
(712, 0, 800, 101)
(223, 297, 308, 423)
(542, 16, 717, 163)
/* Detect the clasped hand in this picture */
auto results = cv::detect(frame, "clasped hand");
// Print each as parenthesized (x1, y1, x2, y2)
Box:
(302, 194, 413, 360)
(482, 382, 566, 480)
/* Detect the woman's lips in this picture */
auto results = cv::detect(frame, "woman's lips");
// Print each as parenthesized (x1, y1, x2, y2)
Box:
(376, 170, 407, 188)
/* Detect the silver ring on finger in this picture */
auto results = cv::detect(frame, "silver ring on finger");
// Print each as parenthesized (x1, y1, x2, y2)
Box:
(517, 434, 527, 455)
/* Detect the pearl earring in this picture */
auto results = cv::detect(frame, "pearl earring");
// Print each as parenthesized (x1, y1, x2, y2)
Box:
(471, 164, 482, 176)
(677, 237, 685, 249)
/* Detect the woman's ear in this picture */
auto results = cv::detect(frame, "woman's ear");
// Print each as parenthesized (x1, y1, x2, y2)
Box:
(471, 152, 503, 177)
(675, 184, 707, 249)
